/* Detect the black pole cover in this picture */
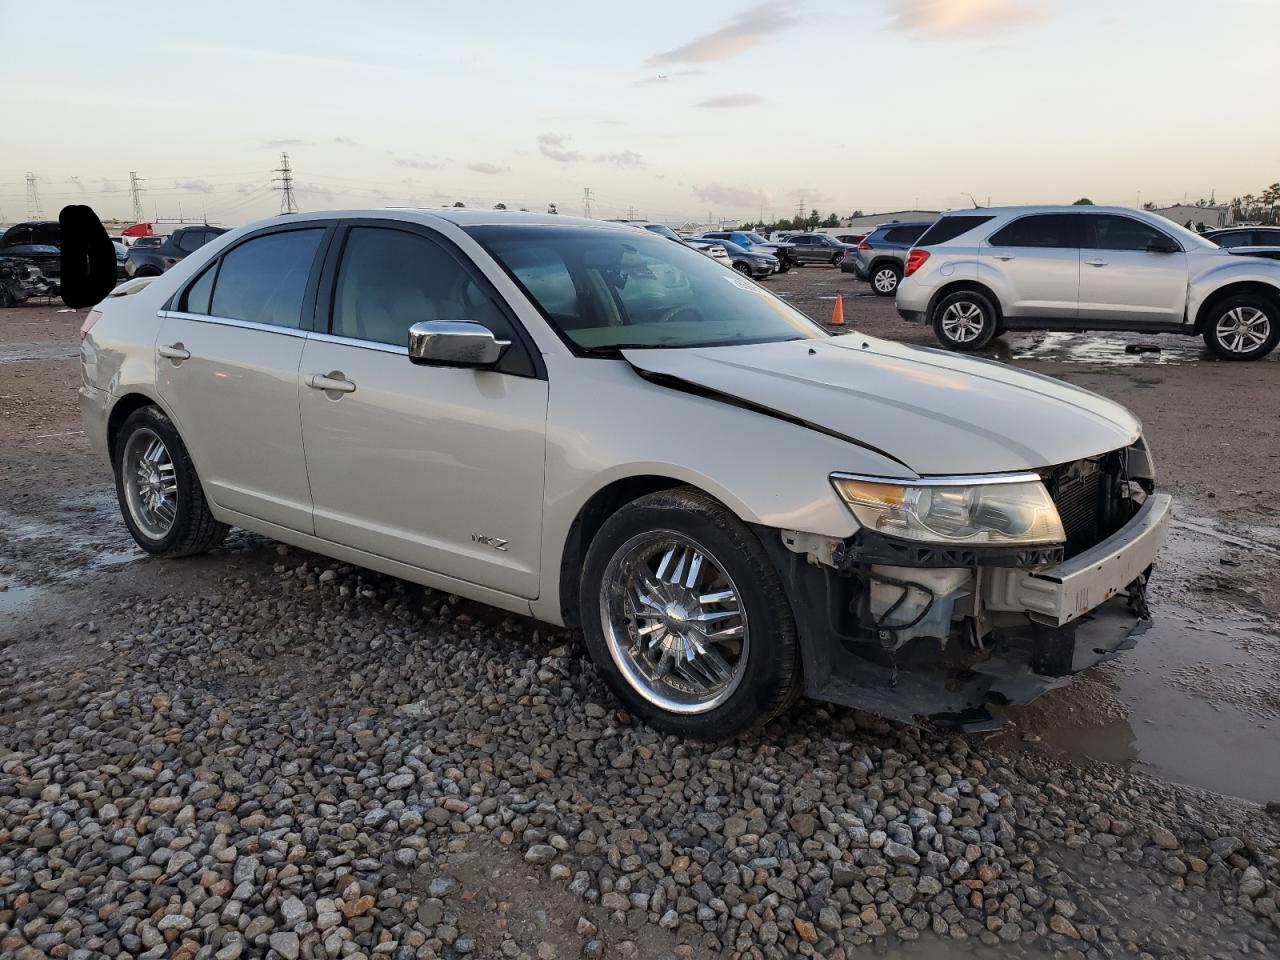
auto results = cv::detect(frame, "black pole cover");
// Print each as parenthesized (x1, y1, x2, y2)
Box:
(59, 205, 117, 308)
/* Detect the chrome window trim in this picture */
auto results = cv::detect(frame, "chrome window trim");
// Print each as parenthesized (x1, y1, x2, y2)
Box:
(308, 331, 408, 356)
(831, 471, 1044, 487)
(158, 310, 309, 339)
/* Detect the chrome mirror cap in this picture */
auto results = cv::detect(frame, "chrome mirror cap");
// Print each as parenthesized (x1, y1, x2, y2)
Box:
(407, 320, 509, 368)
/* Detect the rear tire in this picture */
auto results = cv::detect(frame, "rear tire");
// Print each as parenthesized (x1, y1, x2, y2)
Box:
(870, 264, 901, 297)
(113, 405, 229, 557)
(931, 289, 999, 351)
(578, 488, 801, 740)
(1201, 294, 1279, 360)
(733, 261, 752, 276)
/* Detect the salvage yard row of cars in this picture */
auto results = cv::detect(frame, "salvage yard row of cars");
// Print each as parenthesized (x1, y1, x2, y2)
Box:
(83, 208, 1172, 737)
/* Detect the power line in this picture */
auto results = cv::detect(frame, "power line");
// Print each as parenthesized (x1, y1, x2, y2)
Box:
(582, 186, 593, 218)
(274, 152, 298, 214)
(129, 172, 146, 222)
(25, 172, 42, 219)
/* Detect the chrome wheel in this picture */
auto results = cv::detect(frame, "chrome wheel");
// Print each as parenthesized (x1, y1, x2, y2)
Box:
(1214, 306, 1270, 354)
(122, 427, 177, 540)
(940, 300, 986, 343)
(873, 268, 898, 293)
(600, 531, 749, 714)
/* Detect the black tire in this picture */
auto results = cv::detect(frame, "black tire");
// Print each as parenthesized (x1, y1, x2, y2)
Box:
(732, 261, 752, 276)
(1201, 294, 1280, 361)
(831, 253, 842, 266)
(0, 284, 13, 308)
(578, 488, 802, 740)
(931, 289, 999, 351)
(777, 261, 791, 274)
(135, 266, 162, 278)
(113, 405, 229, 557)
(869, 263, 901, 297)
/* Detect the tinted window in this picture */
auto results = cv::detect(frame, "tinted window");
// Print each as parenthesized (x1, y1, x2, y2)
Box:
(175, 231, 205, 253)
(332, 227, 514, 347)
(1084, 215, 1177, 251)
(1213, 231, 1252, 249)
(916, 216, 993, 247)
(471, 224, 824, 352)
(183, 263, 216, 314)
(988, 214, 1079, 248)
(883, 225, 928, 244)
(792, 236, 812, 245)
(210, 229, 323, 329)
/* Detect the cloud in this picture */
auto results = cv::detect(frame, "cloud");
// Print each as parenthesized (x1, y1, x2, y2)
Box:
(595, 151, 644, 168)
(887, 0, 1049, 37)
(262, 138, 312, 148)
(295, 183, 336, 201)
(468, 161, 509, 175)
(174, 179, 215, 194)
(635, 69, 705, 86)
(393, 157, 441, 170)
(66, 176, 85, 191)
(100, 179, 119, 193)
(696, 93, 765, 109)
(333, 136, 358, 146)
(648, 4, 799, 66)
(693, 183, 773, 209)
(537, 133, 581, 163)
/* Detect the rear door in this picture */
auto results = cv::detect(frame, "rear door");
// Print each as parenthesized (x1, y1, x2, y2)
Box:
(1077, 214, 1187, 325)
(156, 224, 329, 532)
(979, 213, 1081, 319)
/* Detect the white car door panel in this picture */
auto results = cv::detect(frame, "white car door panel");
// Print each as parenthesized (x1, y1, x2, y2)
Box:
(979, 213, 1080, 319)
(1078, 214, 1187, 324)
(298, 224, 548, 599)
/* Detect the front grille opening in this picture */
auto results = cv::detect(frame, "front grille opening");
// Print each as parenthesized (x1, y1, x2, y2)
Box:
(1044, 449, 1140, 559)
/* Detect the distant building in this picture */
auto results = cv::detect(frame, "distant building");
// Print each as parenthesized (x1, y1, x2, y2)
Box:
(1149, 204, 1233, 229)
(842, 210, 940, 229)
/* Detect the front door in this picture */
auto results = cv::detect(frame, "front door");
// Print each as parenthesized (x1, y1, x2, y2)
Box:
(155, 225, 328, 532)
(979, 213, 1081, 319)
(298, 223, 548, 599)
(1077, 214, 1188, 325)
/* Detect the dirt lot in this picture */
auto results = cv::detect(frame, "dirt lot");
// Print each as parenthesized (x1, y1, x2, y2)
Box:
(2, 274, 1278, 960)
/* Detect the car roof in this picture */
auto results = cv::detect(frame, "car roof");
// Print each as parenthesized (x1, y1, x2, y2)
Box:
(936, 205, 1153, 217)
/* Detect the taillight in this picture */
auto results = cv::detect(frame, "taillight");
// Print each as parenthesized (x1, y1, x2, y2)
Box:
(80, 309, 102, 342)
(857, 240, 872, 250)
(904, 249, 931, 277)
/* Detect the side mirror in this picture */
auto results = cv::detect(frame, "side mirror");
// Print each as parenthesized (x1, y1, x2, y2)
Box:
(407, 320, 509, 368)
(1147, 237, 1179, 253)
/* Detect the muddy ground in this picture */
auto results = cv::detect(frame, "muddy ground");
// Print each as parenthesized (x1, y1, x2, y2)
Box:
(1, 273, 1278, 960)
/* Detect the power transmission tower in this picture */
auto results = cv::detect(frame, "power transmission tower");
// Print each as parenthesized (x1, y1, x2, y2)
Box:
(25, 172, 42, 219)
(274, 152, 298, 214)
(582, 187, 593, 218)
(129, 171, 146, 222)
(626, 204, 638, 219)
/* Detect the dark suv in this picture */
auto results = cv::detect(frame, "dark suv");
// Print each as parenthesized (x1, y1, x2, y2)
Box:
(698, 230, 795, 271)
(785, 233, 855, 266)
(842, 221, 932, 296)
(125, 225, 228, 278)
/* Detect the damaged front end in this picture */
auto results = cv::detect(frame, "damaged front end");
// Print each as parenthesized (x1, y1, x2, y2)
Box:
(761, 440, 1172, 730)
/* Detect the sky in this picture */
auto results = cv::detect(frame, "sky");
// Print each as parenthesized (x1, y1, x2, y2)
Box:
(3, 0, 1278, 226)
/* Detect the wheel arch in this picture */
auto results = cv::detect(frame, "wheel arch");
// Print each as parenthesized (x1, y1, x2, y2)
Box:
(1193, 281, 1280, 333)
(107, 391, 169, 457)
(867, 256, 902, 276)
(926, 279, 1004, 323)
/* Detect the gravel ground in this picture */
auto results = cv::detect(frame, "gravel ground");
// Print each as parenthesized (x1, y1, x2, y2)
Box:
(2, 281, 1279, 960)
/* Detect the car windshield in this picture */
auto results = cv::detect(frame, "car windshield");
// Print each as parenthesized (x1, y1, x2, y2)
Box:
(717, 240, 748, 255)
(1154, 217, 1220, 251)
(469, 224, 826, 352)
(743, 232, 770, 244)
(643, 223, 682, 242)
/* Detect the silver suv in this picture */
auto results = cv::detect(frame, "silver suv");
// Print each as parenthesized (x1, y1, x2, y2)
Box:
(895, 206, 1280, 360)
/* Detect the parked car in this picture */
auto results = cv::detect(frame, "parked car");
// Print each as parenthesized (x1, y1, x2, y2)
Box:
(683, 238, 730, 262)
(786, 233, 855, 266)
(0, 258, 42, 307)
(843, 221, 932, 296)
(0, 220, 59, 248)
(125, 225, 228, 278)
(605, 219, 686, 243)
(1225, 246, 1280, 262)
(0, 243, 61, 290)
(82, 209, 1171, 736)
(711, 239, 778, 278)
(111, 239, 128, 278)
(833, 233, 866, 246)
(697, 231, 794, 271)
(896, 206, 1280, 360)
(1204, 226, 1280, 249)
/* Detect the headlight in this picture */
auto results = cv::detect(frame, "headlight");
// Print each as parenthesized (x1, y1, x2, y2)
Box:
(832, 474, 1065, 546)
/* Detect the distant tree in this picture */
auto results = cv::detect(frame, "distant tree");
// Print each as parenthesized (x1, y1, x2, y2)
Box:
(547, 202, 558, 215)
(1142, 201, 1157, 210)
(494, 202, 507, 210)
(1072, 198, 1095, 205)
(807, 208, 821, 229)
(519, 207, 529, 212)
(452, 201, 465, 208)
(850, 209, 864, 219)
(821, 212, 840, 227)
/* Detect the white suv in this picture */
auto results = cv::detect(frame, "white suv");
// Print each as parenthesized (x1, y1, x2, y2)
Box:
(895, 205, 1280, 360)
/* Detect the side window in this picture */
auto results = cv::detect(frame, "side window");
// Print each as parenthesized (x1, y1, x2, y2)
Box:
(209, 228, 323, 329)
(988, 214, 1079, 248)
(793, 236, 811, 246)
(175, 231, 203, 254)
(916, 216, 993, 247)
(1214, 232, 1251, 249)
(332, 227, 515, 347)
(182, 262, 217, 314)
(1085, 215, 1176, 252)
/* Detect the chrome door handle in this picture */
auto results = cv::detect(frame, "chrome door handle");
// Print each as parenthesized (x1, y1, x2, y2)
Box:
(157, 343, 191, 360)
(994, 255, 1015, 261)
(305, 372, 356, 394)
(1085, 259, 1108, 267)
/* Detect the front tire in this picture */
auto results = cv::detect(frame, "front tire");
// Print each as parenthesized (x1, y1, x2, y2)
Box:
(579, 488, 801, 740)
(1202, 295, 1279, 360)
(113, 405, 229, 557)
(733, 261, 752, 277)
(931, 289, 999, 351)
(870, 264, 901, 297)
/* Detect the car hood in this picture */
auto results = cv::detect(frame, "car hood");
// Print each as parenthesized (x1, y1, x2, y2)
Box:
(622, 336, 1141, 476)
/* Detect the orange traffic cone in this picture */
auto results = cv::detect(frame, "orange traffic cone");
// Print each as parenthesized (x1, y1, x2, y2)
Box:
(831, 294, 845, 326)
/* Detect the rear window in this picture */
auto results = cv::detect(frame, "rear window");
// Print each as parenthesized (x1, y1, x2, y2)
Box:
(916, 216, 993, 247)
(989, 214, 1079, 249)
(883, 225, 928, 244)
(209, 228, 324, 329)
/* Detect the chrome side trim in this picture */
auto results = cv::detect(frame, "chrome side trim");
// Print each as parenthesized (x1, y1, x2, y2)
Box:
(308, 331, 409, 356)
(832, 471, 1043, 487)
(159, 310, 309, 339)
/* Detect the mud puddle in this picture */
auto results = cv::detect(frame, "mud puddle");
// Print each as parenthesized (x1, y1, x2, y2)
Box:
(1002, 331, 1234, 366)
(1003, 606, 1280, 803)
(0, 342, 78, 364)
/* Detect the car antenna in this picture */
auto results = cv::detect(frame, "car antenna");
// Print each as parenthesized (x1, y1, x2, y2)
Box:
(961, 192, 982, 209)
